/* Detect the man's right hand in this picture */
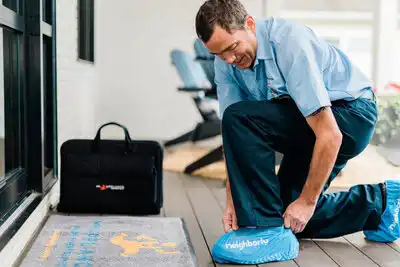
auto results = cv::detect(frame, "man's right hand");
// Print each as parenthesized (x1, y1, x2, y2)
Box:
(223, 202, 239, 232)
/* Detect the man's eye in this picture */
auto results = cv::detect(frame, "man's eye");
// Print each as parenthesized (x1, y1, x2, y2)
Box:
(230, 44, 238, 50)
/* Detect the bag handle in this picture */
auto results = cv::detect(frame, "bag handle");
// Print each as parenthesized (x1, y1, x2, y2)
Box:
(91, 122, 133, 152)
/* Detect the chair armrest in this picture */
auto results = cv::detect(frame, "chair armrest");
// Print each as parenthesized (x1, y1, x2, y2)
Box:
(205, 88, 217, 98)
(195, 56, 214, 61)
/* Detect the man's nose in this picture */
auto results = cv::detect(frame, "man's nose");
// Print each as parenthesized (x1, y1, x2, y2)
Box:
(225, 54, 236, 64)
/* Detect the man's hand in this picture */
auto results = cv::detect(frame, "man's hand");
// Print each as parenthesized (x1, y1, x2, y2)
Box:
(223, 178, 238, 232)
(223, 203, 239, 232)
(282, 106, 342, 234)
(283, 196, 316, 233)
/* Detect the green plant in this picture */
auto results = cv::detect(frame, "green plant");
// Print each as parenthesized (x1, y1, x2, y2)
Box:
(373, 95, 400, 145)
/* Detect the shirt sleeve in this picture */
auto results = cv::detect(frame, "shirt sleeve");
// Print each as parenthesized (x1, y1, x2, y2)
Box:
(274, 24, 331, 117)
(214, 58, 246, 119)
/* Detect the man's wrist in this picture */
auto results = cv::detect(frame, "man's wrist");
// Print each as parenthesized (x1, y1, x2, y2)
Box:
(300, 184, 319, 205)
(226, 179, 234, 205)
(226, 195, 234, 205)
(300, 134, 341, 206)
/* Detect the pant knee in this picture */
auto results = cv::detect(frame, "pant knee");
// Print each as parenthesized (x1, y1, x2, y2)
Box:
(221, 101, 247, 129)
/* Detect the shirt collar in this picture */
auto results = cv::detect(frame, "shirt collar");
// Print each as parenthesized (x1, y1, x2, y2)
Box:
(255, 19, 269, 61)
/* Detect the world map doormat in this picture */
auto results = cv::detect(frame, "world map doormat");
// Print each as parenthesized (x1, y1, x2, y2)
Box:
(19, 214, 198, 267)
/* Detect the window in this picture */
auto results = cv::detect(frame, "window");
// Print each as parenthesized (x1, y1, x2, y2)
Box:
(1, 28, 24, 181)
(2, 0, 21, 13)
(0, 0, 58, 247)
(347, 37, 371, 53)
(43, 34, 57, 188)
(78, 0, 94, 62)
(0, 2, 28, 223)
(324, 37, 341, 47)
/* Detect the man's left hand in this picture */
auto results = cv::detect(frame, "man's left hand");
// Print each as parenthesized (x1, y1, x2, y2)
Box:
(283, 197, 317, 233)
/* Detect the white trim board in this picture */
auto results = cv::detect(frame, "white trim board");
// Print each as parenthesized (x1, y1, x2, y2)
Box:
(0, 180, 60, 267)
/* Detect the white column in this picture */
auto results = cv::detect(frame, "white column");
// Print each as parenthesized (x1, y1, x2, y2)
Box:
(372, 0, 398, 93)
(263, 0, 283, 17)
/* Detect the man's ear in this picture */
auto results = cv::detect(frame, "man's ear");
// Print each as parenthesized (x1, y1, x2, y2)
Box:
(244, 16, 256, 33)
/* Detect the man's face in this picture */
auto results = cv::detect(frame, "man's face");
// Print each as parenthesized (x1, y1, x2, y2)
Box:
(204, 16, 257, 69)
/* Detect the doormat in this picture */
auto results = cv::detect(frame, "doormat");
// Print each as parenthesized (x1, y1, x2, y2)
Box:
(19, 214, 198, 267)
(163, 146, 227, 180)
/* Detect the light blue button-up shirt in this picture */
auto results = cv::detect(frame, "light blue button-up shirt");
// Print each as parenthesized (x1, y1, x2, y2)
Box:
(214, 17, 373, 118)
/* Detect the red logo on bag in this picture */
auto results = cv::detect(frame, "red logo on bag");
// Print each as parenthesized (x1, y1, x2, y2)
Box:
(96, 184, 125, 191)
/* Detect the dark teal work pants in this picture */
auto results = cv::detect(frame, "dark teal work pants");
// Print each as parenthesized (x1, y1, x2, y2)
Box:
(221, 96, 384, 239)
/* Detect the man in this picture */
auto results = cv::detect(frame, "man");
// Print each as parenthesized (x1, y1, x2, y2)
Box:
(195, 0, 400, 265)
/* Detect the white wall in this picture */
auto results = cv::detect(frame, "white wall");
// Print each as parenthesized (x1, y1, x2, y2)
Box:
(57, 0, 99, 152)
(94, 0, 265, 141)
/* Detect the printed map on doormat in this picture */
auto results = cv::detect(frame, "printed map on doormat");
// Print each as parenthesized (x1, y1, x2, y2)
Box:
(19, 214, 198, 267)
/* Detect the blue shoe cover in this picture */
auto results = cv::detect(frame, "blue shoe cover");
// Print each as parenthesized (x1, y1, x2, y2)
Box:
(211, 226, 299, 264)
(364, 180, 400, 242)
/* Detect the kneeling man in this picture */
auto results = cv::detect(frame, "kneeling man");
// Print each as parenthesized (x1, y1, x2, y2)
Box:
(195, 0, 400, 264)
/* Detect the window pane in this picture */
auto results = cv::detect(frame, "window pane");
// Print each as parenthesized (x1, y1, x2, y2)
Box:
(1, 27, 24, 180)
(0, 28, 4, 178)
(2, 0, 22, 14)
(2, 0, 17, 12)
(42, 36, 54, 176)
(324, 37, 340, 47)
(42, 0, 51, 24)
(283, 0, 373, 12)
(78, 0, 94, 62)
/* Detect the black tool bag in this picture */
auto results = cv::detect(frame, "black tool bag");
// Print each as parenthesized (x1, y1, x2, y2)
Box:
(58, 122, 163, 215)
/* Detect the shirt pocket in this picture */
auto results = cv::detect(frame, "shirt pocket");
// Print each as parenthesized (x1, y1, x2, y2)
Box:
(239, 70, 264, 100)
(263, 59, 287, 98)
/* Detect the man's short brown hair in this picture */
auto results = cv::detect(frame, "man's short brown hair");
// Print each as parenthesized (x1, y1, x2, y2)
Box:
(195, 0, 248, 43)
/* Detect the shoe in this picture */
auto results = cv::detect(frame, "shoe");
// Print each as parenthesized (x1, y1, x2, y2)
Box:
(211, 226, 299, 264)
(364, 179, 400, 242)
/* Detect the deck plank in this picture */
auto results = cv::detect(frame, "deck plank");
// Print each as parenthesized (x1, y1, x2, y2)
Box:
(294, 239, 339, 267)
(344, 231, 400, 267)
(163, 172, 215, 267)
(160, 208, 165, 217)
(202, 179, 226, 209)
(181, 175, 257, 267)
(149, 208, 165, 217)
(313, 237, 379, 267)
(258, 261, 299, 267)
(387, 239, 400, 254)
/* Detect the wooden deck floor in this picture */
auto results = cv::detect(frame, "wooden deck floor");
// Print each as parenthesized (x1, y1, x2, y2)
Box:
(162, 171, 400, 267)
